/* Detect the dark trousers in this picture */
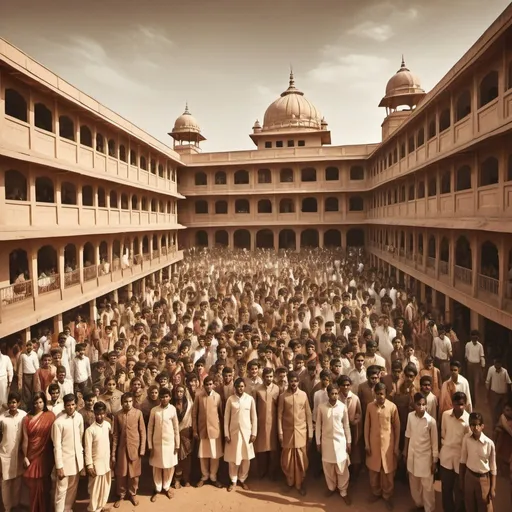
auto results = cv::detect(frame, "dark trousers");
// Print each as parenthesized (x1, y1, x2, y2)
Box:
(441, 466, 465, 512)
(256, 450, 280, 478)
(464, 470, 493, 512)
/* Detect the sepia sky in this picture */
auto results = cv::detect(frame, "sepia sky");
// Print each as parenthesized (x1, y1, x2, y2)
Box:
(1, 0, 510, 152)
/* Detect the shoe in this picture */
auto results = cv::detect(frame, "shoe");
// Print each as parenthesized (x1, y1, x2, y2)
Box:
(368, 494, 381, 503)
(325, 489, 336, 498)
(166, 489, 174, 499)
(341, 494, 352, 506)
(212, 480, 223, 488)
(298, 487, 307, 496)
(184, 482, 191, 487)
(150, 493, 158, 502)
(227, 483, 235, 492)
(196, 480, 205, 488)
(113, 501, 121, 509)
(174, 480, 182, 489)
(239, 482, 249, 491)
(128, 495, 139, 506)
(384, 498, 394, 510)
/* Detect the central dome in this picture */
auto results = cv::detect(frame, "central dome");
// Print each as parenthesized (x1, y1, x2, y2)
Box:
(262, 72, 322, 132)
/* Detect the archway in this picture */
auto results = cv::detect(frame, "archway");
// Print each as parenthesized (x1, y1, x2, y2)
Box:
(215, 230, 228, 247)
(256, 229, 274, 249)
(480, 241, 499, 278)
(346, 228, 365, 247)
(455, 236, 472, 269)
(37, 245, 57, 277)
(234, 229, 251, 249)
(195, 230, 208, 247)
(5, 170, 27, 201)
(9, 249, 29, 284)
(64, 244, 77, 270)
(279, 229, 296, 250)
(300, 229, 319, 248)
(324, 229, 341, 248)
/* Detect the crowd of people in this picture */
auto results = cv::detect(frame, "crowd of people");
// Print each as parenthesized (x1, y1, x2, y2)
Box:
(0, 247, 511, 512)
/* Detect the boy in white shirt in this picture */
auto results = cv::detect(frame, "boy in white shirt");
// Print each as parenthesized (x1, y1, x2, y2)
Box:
(73, 343, 92, 394)
(17, 339, 39, 405)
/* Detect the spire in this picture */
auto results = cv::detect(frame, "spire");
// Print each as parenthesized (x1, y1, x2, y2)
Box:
(183, 102, 190, 115)
(289, 64, 295, 88)
(397, 55, 409, 73)
(401, 54, 405, 68)
(281, 67, 303, 97)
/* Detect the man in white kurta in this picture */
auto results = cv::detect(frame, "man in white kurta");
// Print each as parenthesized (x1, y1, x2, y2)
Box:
(224, 378, 257, 491)
(84, 401, 112, 512)
(0, 392, 26, 512)
(0, 353, 13, 410)
(148, 388, 180, 500)
(51, 393, 85, 512)
(315, 385, 352, 504)
(404, 393, 439, 512)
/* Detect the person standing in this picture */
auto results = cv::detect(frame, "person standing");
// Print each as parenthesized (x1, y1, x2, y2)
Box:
(432, 326, 453, 382)
(224, 378, 257, 491)
(439, 361, 472, 416)
(0, 392, 26, 512)
(192, 375, 223, 488)
(171, 384, 193, 488)
(51, 393, 84, 512)
(439, 391, 470, 512)
(316, 385, 352, 504)
(277, 371, 313, 495)
(111, 392, 146, 507)
(254, 367, 280, 479)
(148, 387, 180, 501)
(18, 340, 39, 407)
(0, 351, 14, 410)
(403, 393, 438, 512)
(364, 382, 400, 510)
(460, 412, 496, 512)
(84, 401, 112, 512)
(464, 331, 485, 407)
(485, 357, 512, 429)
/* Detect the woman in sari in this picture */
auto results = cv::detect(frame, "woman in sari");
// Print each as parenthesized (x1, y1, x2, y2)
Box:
(22, 391, 55, 512)
(171, 384, 193, 488)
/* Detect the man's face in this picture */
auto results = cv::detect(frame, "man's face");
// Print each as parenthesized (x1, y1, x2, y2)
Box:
(160, 393, 171, 407)
(369, 373, 380, 386)
(85, 397, 95, 410)
(204, 380, 214, 393)
(7, 398, 19, 413)
(421, 381, 432, 394)
(122, 397, 133, 411)
(328, 387, 339, 403)
(264, 372, 274, 386)
(50, 388, 60, 401)
(355, 356, 364, 370)
(223, 372, 233, 385)
(57, 371, 66, 382)
(249, 365, 259, 377)
(375, 389, 386, 405)
(450, 366, 459, 379)
(65, 399, 77, 416)
(289, 377, 299, 392)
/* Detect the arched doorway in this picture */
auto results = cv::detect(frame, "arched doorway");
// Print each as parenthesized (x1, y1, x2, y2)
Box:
(346, 228, 365, 247)
(256, 229, 274, 249)
(324, 229, 341, 248)
(9, 248, 29, 283)
(215, 230, 228, 247)
(234, 229, 251, 249)
(279, 230, 296, 250)
(195, 230, 208, 247)
(300, 229, 319, 248)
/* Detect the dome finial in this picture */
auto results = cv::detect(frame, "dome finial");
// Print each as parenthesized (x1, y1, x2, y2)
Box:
(184, 102, 190, 115)
(401, 54, 406, 68)
(289, 65, 295, 88)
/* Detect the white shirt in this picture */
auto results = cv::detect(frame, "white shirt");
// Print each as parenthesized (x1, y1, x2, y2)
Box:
(72, 356, 91, 384)
(85, 421, 112, 476)
(432, 336, 452, 360)
(0, 354, 14, 382)
(460, 432, 497, 475)
(52, 412, 85, 475)
(315, 400, 351, 464)
(0, 409, 27, 480)
(348, 367, 367, 394)
(19, 352, 39, 374)
(465, 342, 485, 366)
(439, 409, 470, 473)
(486, 366, 512, 394)
(312, 388, 329, 422)
(375, 326, 396, 364)
(405, 411, 438, 478)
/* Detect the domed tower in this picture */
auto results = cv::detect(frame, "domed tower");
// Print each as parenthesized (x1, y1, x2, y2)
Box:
(250, 71, 331, 149)
(168, 103, 206, 154)
(379, 57, 426, 140)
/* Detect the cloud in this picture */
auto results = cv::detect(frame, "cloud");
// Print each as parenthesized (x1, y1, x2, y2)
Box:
(348, 21, 394, 42)
(308, 53, 389, 85)
(254, 84, 273, 96)
(137, 26, 174, 47)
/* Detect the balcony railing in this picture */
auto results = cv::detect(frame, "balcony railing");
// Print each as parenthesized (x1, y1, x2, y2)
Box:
(152, 250, 159, 259)
(142, 252, 150, 262)
(161, 246, 168, 256)
(0, 280, 33, 306)
(454, 265, 472, 285)
(415, 253, 423, 264)
(64, 269, 80, 288)
(478, 274, 499, 295)
(83, 265, 98, 282)
(426, 257, 435, 269)
(134, 254, 142, 265)
(38, 274, 60, 294)
(439, 260, 449, 275)
(112, 258, 121, 272)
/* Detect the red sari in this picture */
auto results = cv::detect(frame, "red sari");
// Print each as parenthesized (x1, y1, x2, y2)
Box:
(23, 411, 55, 512)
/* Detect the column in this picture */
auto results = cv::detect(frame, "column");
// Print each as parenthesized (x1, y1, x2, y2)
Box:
(89, 300, 98, 323)
(127, 282, 133, 297)
(470, 310, 483, 332)
(341, 230, 347, 249)
(471, 234, 479, 297)
(58, 246, 65, 293)
(140, 278, 146, 297)
(445, 295, 454, 323)
(30, 247, 39, 298)
(295, 230, 299, 252)
(318, 229, 324, 249)
(419, 282, 426, 303)
(250, 231, 255, 251)
(273, 230, 278, 250)
(112, 288, 119, 303)
(24, 327, 31, 343)
(53, 313, 63, 335)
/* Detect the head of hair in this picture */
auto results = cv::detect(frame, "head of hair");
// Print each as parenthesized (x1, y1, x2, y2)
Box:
(469, 412, 484, 424)
(450, 360, 462, 368)
(452, 391, 467, 403)
(234, 377, 245, 387)
(158, 387, 171, 398)
(413, 392, 425, 404)
(7, 391, 21, 403)
(419, 375, 432, 385)
(326, 384, 338, 394)
(29, 391, 48, 414)
(374, 382, 387, 394)
(121, 392, 133, 402)
(93, 401, 107, 413)
(203, 375, 214, 385)
(262, 367, 274, 377)
(337, 375, 351, 386)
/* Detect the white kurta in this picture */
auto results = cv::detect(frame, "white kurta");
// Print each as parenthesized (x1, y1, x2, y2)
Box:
(0, 355, 13, 408)
(84, 421, 111, 476)
(52, 412, 85, 475)
(405, 411, 438, 478)
(148, 404, 180, 469)
(0, 409, 26, 480)
(315, 401, 352, 466)
(224, 393, 257, 465)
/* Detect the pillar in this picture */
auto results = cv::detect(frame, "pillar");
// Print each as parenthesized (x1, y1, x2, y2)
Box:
(53, 313, 63, 335)
(127, 282, 133, 297)
(140, 278, 146, 297)
(419, 282, 426, 303)
(112, 288, 119, 303)
(24, 327, 31, 343)
(445, 295, 454, 323)
(470, 310, 484, 333)
(89, 300, 98, 323)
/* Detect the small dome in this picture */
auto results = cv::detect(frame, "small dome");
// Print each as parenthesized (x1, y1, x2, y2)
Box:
(385, 57, 424, 98)
(262, 72, 323, 132)
(252, 119, 262, 133)
(172, 103, 202, 134)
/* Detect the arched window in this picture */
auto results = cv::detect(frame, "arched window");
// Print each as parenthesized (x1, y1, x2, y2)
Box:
(440, 170, 451, 194)
(258, 199, 272, 213)
(158, 164, 164, 177)
(98, 188, 106, 207)
(408, 184, 415, 200)
(349, 196, 363, 211)
(119, 145, 127, 162)
(80, 125, 92, 147)
(428, 119, 436, 140)
(5, 170, 27, 200)
(195, 172, 207, 186)
(35, 177, 54, 203)
(456, 165, 472, 191)
(325, 166, 339, 181)
(82, 185, 93, 206)
(301, 197, 317, 213)
(428, 177, 437, 197)
(280, 168, 294, 182)
(150, 159, 156, 174)
(215, 171, 226, 185)
(121, 194, 129, 210)
(130, 149, 137, 166)
(258, 168, 272, 184)
(108, 139, 116, 157)
(439, 108, 451, 132)
(279, 198, 295, 213)
(301, 167, 316, 182)
(59, 116, 75, 140)
(349, 166, 364, 180)
(234, 170, 249, 184)
(5, 89, 28, 122)
(131, 195, 139, 210)
(479, 156, 499, 187)
(34, 103, 53, 132)
(141, 197, 148, 211)
(235, 199, 250, 213)
(96, 133, 105, 153)
(215, 200, 227, 214)
(417, 181, 425, 198)
(150, 199, 157, 212)
(456, 90, 472, 121)
(479, 71, 499, 108)
(110, 191, 118, 208)
(140, 156, 147, 170)
(325, 197, 339, 212)
(417, 127, 425, 147)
